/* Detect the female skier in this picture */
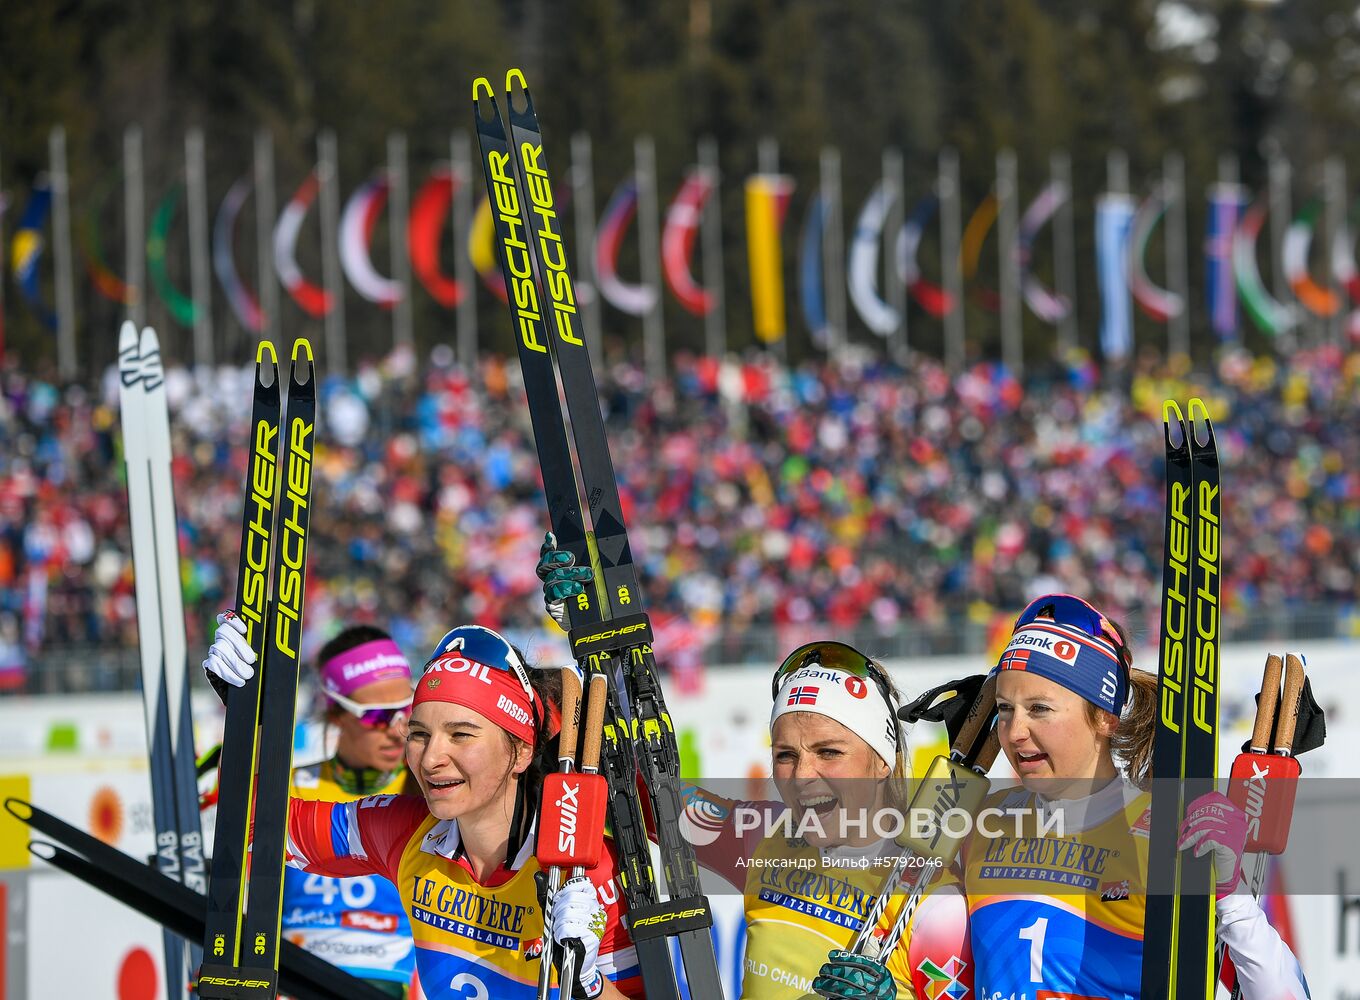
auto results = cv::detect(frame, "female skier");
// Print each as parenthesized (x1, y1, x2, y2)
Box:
(963, 593, 1309, 999)
(539, 533, 970, 1000)
(205, 620, 643, 999)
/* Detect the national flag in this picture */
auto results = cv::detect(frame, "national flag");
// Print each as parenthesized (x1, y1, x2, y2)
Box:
(786, 685, 819, 706)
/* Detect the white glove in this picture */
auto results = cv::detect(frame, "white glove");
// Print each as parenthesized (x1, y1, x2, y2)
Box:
(550, 876, 606, 999)
(202, 611, 256, 688)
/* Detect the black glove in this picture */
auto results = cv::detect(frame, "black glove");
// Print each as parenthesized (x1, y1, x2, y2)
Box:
(898, 674, 987, 746)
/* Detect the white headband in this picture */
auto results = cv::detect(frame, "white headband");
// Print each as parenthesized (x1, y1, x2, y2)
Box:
(770, 665, 901, 770)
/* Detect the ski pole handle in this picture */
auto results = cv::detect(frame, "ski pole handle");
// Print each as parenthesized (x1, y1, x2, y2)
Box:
(559, 666, 584, 766)
(577, 672, 608, 774)
(951, 675, 997, 764)
(1274, 653, 1306, 755)
(1249, 653, 1283, 753)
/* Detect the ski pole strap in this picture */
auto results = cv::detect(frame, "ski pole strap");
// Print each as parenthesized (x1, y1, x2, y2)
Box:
(624, 894, 715, 943)
(568, 613, 653, 658)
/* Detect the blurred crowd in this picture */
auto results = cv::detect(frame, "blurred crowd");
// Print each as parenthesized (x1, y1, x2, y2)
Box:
(2, 338, 1358, 690)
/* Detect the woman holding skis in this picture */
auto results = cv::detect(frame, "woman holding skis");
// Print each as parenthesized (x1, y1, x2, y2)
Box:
(204, 620, 643, 1000)
(539, 534, 970, 1000)
(960, 593, 1308, 999)
(207, 617, 419, 997)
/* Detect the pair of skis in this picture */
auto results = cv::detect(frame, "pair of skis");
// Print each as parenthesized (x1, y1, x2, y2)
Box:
(473, 70, 725, 999)
(1142, 398, 1221, 1000)
(4, 798, 391, 1000)
(117, 322, 207, 1000)
(198, 340, 317, 1000)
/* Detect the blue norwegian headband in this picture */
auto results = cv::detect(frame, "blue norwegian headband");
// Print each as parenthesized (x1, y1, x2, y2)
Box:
(989, 619, 1129, 715)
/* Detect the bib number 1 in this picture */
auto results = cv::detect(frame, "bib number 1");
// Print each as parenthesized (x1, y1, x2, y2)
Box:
(1018, 916, 1048, 983)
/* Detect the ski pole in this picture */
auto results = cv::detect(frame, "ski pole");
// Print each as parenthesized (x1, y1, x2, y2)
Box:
(842, 673, 998, 959)
(538, 666, 584, 999)
(556, 671, 610, 995)
(875, 730, 1002, 960)
(1220, 652, 1305, 997)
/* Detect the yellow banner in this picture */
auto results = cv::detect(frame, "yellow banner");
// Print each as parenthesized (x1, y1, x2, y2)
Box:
(745, 175, 794, 344)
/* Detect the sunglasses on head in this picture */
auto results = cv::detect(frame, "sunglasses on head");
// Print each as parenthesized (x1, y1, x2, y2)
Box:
(1014, 593, 1132, 694)
(327, 689, 413, 729)
(427, 624, 541, 727)
(772, 640, 899, 717)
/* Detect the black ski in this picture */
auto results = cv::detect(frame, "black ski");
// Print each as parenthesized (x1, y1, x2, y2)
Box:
(1142, 398, 1220, 1000)
(473, 70, 722, 999)
(1179, 398, 1221, 997)
(199, 340, 316, 1000)
(5, 799, 390, 1000)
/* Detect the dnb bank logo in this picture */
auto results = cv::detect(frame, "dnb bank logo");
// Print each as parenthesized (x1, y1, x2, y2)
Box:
(916, 955, 969, 999)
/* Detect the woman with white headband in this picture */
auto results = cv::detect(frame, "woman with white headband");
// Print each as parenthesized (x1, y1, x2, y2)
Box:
(539, 535, 970, 1000)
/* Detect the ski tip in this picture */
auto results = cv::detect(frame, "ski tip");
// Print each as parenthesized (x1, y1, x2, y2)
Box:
(256, 339, 278, 366)
(506, 67, 528, 103)
(3, 797, 32, 821)
(118, 320, 138, 354)
(291, 337, 314, 364)
(473, 76, 494, 103)
(1161, 398, 1184, 425)
(139, 325, 160, 354)
(1187, 396, 1211, 426)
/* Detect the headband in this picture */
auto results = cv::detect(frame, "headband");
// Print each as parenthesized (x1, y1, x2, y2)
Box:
(990, 620, 1128, 715)
(320, 638, 411, 699)
(771, 665, 900, 770)
(415, 649, 538, 744)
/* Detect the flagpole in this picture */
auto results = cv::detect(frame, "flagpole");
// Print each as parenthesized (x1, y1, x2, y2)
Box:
(317, 129, 347, 374)
(996, 148, 1021, 376)
(388, 131, 413, 353)
(49, 126, 77, 379)
(254, 130, 279, 347)
(1164, 150, 1190, 360)
(123, 126, 146, 329)
(698, 135, 727, 360)
(185, 128, 214, 366)
(451, 130, 478, 369)
(939, 147, 964, 372)
(821, 145, 848, 362)
(635, 134, 665, 382)
(1268, 154, 1293, 341)
(1051, 150, 1078, 357)
(883, 147, 907, 365)
(570, 131, 603, 371)
(1324, 156, 1345, 349)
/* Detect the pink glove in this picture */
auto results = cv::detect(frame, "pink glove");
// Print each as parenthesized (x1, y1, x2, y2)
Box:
(1177, 790, 1246, 899)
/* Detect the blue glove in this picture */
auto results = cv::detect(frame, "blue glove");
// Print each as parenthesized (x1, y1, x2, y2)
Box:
(812, 950, 897, 1000)
(537, 532, 593, 630)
